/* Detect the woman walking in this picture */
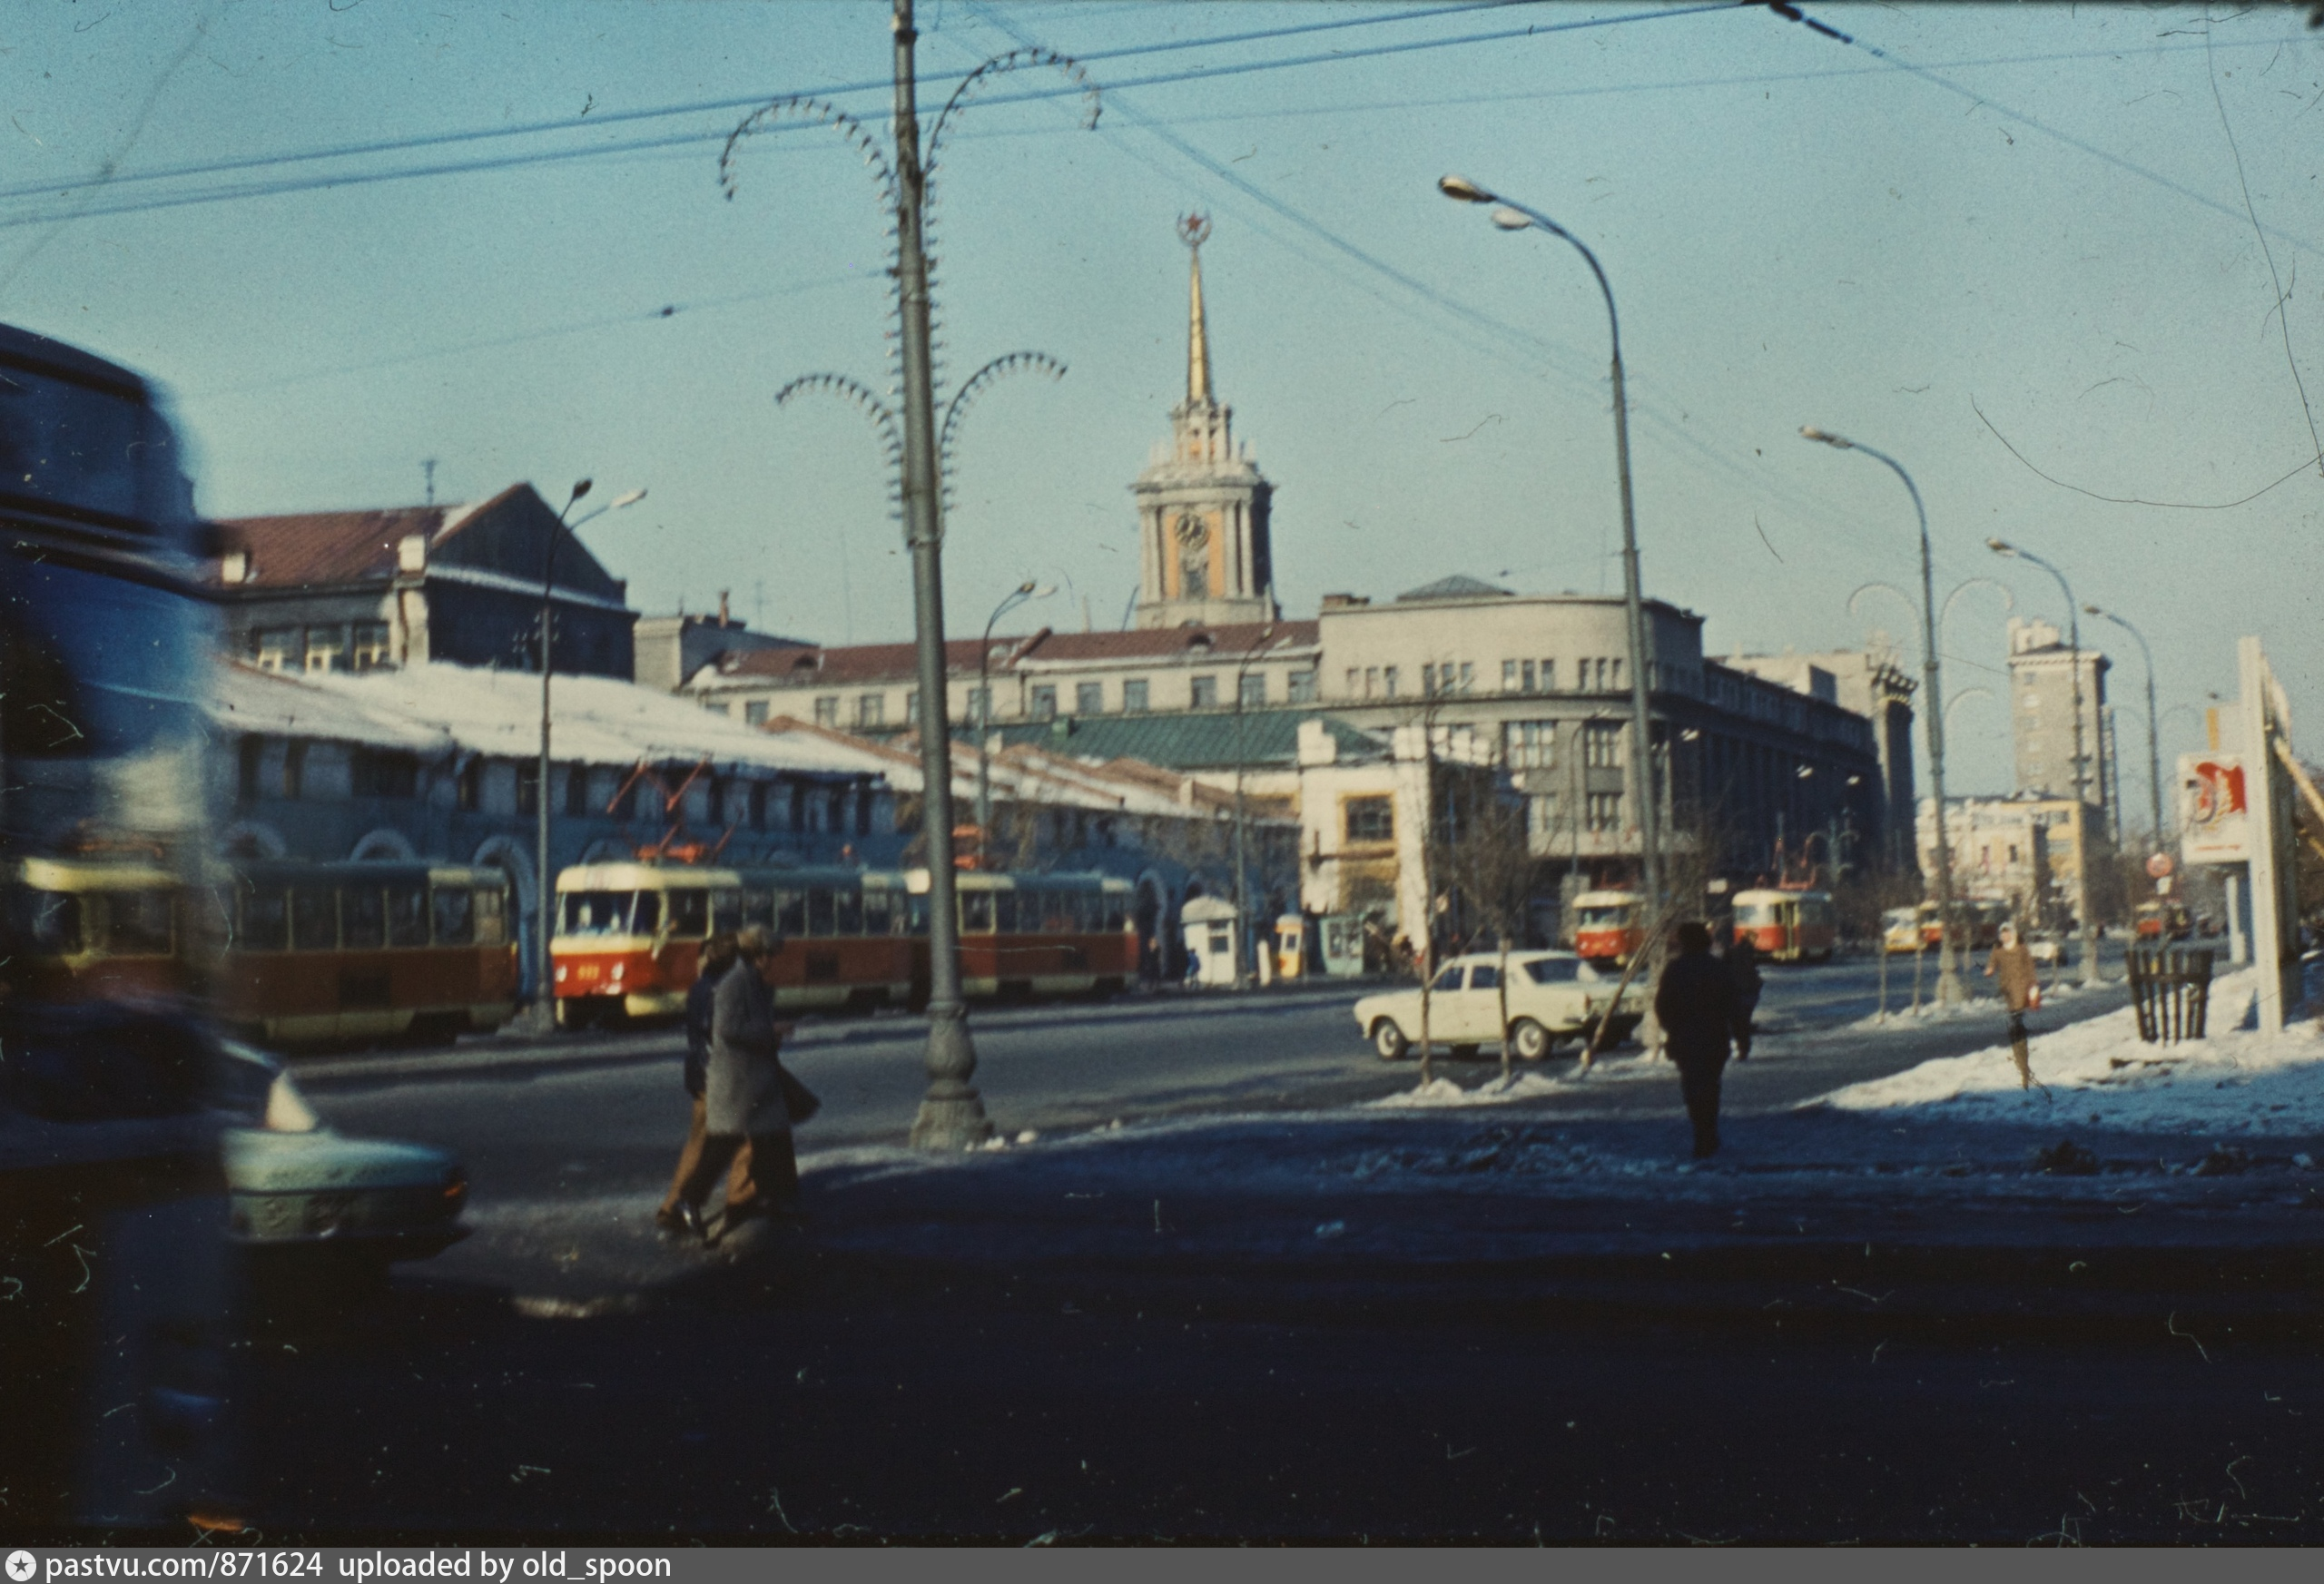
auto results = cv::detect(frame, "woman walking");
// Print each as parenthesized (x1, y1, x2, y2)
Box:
(1985, 923, 2043, 1091)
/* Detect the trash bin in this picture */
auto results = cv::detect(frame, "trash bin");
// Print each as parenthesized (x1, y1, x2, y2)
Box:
(2126, 946, 2214, 1043)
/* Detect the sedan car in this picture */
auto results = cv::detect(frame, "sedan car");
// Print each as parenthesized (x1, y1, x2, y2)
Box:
(220, 1042, 468, 1268)
(1354, 951, 1647, 1062)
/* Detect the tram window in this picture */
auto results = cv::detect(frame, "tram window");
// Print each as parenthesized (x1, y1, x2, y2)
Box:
(806, 887, 835, 937)
(474, 885, 507, 947)
(742, 889, 774, 931)
(240, 889, 289, 952)
(561, 891, 629, 936)
(632, 891, 661, 935)
(961, 890, 994, 933)
(290, 885, 338, 951)
(342, 886, 387, 949)
(386, 881, 429, 947)
(773, 889, 804, 937)
(1103, 894, 1128, 932)
(433, 887, 475, 946)
(1074, 890, 1099, 933)
(103, 890, 174, 955)
(833, 884, 863, 937)
(994, 889, 1019, 934)
(666, 889, 709, 940)
(711, 890, 743, 934)
(862, 887, 894, 937)
(1043, 890, 1075, 933)
(908, 893, 931, 936)
(14, 890, 84, 954)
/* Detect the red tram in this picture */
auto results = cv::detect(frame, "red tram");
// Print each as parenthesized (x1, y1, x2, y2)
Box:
(1729, 888, 1837, 963)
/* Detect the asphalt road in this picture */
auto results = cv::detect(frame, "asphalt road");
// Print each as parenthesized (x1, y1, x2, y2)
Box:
(223, 947, 2324, 1544)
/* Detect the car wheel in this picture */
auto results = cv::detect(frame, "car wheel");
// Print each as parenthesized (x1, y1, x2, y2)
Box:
(1373, 1019, 1411, 1061)
(1511, 1018, 1552, 1062)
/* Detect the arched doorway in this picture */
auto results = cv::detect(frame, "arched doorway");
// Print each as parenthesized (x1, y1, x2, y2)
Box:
(348, 827, 417, 862)
(469, 836, 538, 1003)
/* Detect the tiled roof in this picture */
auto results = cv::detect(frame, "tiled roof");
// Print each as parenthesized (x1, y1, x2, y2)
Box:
(986, 708, 1379, 772)
(698, 619, 1320, 689)
(212, 505, 451, 587)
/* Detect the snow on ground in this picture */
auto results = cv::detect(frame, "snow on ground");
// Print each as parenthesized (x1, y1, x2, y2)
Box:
(1814, 971, 2324, 1136)
(1364, 1051, 1667, 1108)
(1845, 977, 2096, 1032)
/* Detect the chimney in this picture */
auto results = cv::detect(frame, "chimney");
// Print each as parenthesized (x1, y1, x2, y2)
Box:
(220, 549, 251, 585)
(396, 534, 427, 576)
(718, 590, 731, 627)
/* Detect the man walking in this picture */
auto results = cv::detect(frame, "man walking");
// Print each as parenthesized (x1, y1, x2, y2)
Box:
(675, 927, 806, 1238)
(1985, 922, 2043, 1091)
(1725, 934, 1764, 1062)
(1654, 920, 1748, 1160)
(656, 932, 748, 1237)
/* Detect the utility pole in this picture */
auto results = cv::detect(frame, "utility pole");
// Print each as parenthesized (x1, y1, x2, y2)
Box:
(894, 0, 991, 1150)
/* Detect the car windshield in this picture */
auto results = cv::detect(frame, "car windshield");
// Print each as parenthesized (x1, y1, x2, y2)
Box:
(1522, 958, 1581, 986)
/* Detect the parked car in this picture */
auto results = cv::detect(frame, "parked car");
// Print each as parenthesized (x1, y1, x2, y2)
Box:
(1354, 950, 1647, 1062)
(219, 1042, 468, 1271)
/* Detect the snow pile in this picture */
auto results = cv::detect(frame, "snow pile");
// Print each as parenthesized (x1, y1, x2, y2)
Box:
(1814, 972, 2324, 1136)
(1366, 1051, 1668, 1109)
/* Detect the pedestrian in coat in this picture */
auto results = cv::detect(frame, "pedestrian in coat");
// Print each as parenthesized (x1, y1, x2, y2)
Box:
(1653, 920, 1749, 1159)
(675, 927, 813, 1237)
(1725, 935, 1764, 1062)
(1984, 923, 2043, 1090)
(655, 932, 749, 1236)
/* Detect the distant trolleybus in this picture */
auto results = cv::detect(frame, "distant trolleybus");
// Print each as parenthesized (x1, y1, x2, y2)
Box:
(1571, 890, 1646, 966)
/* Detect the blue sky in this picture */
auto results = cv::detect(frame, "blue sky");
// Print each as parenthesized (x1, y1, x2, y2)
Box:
(5, 1, 2320, 802)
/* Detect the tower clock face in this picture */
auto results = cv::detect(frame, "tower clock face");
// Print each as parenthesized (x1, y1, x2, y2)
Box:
(1174, 513, 1206, 546)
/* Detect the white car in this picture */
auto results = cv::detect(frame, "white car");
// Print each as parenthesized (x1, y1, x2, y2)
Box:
(219, 1042, 469, 1269)
(1354, 950, 1648, 1062)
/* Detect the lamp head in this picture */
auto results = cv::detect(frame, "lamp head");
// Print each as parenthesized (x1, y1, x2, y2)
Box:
(1799, 426, 1850, 448)
(1489, 207, 1531, 231)
(1437, 174, 1492, 203)
(2082, 603, 2102, 616)
(1035, 584, 1059, 598)
(568, 478, 593, 504)
(1985, 537, 2015, 556)
(610, 487, 647, 509)
(1016, 579, 1038, 595)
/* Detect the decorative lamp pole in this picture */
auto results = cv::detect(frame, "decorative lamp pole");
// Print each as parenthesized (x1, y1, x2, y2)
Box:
(1990, 538, 2102, 986)
(534, 480, 645, 1033)
(974, 580, 1049, 865)
(1230, 626, 1283, 987)
(1801, 427, 1966, 1006)
(1437, 176, 1660, 919)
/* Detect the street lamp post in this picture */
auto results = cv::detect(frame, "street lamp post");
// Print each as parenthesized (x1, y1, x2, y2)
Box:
(974, 580, 1049, 866)
(1988, 538, 2101, 987)
(534, 479, 646, 1033)
(1438, 176, 1660, 922)
(1800, 427, 1965, 1006)
(1230, 627, 1283, 987)
(2084, 603, 2163, 851)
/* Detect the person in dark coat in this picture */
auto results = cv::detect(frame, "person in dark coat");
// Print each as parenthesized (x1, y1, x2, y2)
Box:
(1725, 935, 1764, 1061)
(1654, 920, 1749, 1159)
(656, 933, 749, 1236)
(675, 927, 813, 1238)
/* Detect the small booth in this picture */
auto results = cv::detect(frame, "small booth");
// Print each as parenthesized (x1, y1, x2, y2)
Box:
(1179, 895, 1243, 989)
(1273, 913, 1312, 982)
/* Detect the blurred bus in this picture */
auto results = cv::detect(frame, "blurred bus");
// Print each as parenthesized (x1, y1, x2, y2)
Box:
(1729, 889, 1837, 963)
(0, 323, 238, 1530)
(1571, 890, 1645, 966)
(553, 861, 1135, 1025)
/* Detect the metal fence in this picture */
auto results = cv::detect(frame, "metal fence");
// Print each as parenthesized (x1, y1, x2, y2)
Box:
(2126, 946, 2215, 1044)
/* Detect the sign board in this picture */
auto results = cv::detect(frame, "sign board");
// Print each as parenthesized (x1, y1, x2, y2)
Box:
(2179, 753, 2250, 864)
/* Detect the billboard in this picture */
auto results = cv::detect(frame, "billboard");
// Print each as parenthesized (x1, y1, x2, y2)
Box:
(2179, 752, 2249, 864)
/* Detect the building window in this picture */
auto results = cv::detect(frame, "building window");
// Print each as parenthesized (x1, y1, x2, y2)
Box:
(253, 628, 296, 673)
(1505, 720, 1556, 769)
(1422, 664, 1441, 698)
(745, 700, 769, 726)
(855, 694, 885, 729)
(238, 736, 264, 803)
(302, 627, 345, 674)
(813, 696, 839, 728)
(352, 749, 419, 799)
(1239, 673, 1266, 708)
(1122, 679, 1150, 713)
(967, 684, 993, 724)
(705, 701, 732, 717)
(1362, 667, 1377, 700)
(1502, 659, 1520, 693)
(1383, 665, 1399, 698)
(1459, 661, 1475, 694)
(457, 759, 482, 812)
(281, 741, 306, 800)
(1527, 793, 1558, 838)
(1346, 669, 1363, 698)
(1503, 658, 1547, 694)
(1077, 681, 1105, 716)
(566, 766, 590, 817)
(1584, 723, 1624, 768)
(1344, 795, 1393, 843)
(1585, 791, 1622, 832)
(750, 781, 769, 831)
(1188, 676, 1217, 709)
(350, 622, 391, 672)
(1030, 684, 1059, 720)
(516, 761, 539, 817)
(1287, 669, 1317, 703)
(903, 692, 918, 724)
